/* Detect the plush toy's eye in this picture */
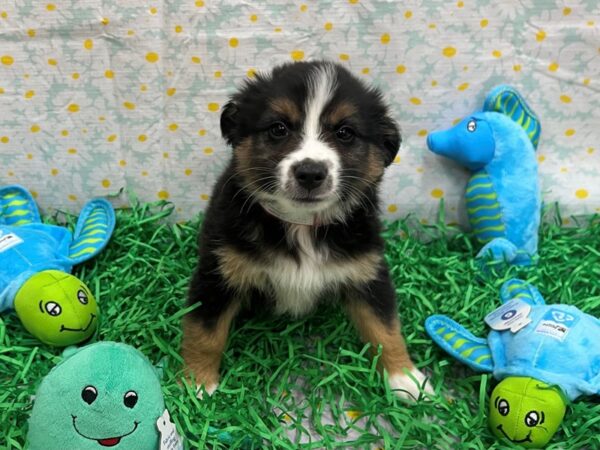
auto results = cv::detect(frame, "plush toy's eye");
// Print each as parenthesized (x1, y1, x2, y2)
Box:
(77, 289, 89, 305)
(268, 122, 289, 139)
(525, 411, 540, 427)
(124, 391, 138, 408)
(335, 126, 355, 143)
(82, 385, 98, 405)
(45, 301, 62, 316)
(497, 398, 510, 416)
(467, 120, 477, 132)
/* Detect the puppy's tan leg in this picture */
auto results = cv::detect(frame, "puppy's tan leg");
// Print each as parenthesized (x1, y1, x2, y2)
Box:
(346, 299, 433, 401)
(182, 301, 239, 397)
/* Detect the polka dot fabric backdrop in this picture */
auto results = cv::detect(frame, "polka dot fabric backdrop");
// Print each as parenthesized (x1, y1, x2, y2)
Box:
(0, 0, 598, 224)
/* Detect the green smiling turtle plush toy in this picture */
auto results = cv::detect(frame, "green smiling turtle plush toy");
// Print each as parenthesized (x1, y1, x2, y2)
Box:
(0, 185, 115, 346)
(27, 341, 182, 450)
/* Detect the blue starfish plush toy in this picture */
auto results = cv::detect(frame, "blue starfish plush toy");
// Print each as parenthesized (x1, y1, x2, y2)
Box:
(426, 279, 600, 448)
(0, 185, 115, 346)
(427, 85, 541, 266)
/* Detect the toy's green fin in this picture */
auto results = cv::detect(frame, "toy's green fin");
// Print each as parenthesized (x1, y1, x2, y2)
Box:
(483, 85, 541, 149)
(500, 279, 546, 306)
(0, 185, 41, 226)
(67, 199, 115, 264)
(425, 315, 494, 372)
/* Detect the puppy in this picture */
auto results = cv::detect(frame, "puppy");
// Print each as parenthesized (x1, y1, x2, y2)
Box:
(182, 61, 432, 401)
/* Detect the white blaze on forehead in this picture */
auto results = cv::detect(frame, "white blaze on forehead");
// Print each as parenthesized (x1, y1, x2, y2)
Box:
(279, 64, 340, 199)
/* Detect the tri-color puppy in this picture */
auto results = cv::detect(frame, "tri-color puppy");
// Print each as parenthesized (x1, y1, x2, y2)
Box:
(182, 61, 432, 401)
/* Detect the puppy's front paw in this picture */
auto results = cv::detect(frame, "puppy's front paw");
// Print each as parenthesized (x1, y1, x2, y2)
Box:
(389, 367, 434, 402)
(196, 382, 218, 400)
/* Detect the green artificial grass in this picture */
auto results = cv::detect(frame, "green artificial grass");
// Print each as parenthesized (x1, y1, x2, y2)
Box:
(2, 201, 600, 449)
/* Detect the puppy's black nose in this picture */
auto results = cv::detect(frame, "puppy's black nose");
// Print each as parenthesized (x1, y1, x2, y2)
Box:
(293, 160, 328, 190)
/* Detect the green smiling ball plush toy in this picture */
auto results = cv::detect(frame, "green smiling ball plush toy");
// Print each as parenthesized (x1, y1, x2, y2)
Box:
(27, 342, 181, 450)
(0, 185, 115, 346)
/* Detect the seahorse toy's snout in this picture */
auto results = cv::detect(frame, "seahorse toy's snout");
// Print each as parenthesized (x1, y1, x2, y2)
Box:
(427, 86, 541, 267)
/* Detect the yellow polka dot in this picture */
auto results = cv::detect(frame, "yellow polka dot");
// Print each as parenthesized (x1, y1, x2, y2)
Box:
(417, 129, 428, 137)
(68, 148, 77, 154)
(101, 179, 111, 188)
(387, 204, 398, 213)
(250, 14, 258, 22)
(67, 103, 79, 113)
(583, 78, 590, 86)
(247, 68, 256, 78)
(184, 168, 192, 176)
(119, 159, 127, 167)
(140, 84, 148, 92)
(480, 19, 489, 28)
(565, 128, 575, 136)
(198, 129, 206, 136)
(0, 136, 9, 143)
(428, 23, 436, 29)
(361, 67, 370, 74)
(1, 55, 14, 65)
(513, 64, 522, 72)
(146, 52, 159, 63)
(0, 11, 6, 19)
(149, 6, 157, 14)
(560, 94, 571, 103)
(167, 87, 176, 96)
(442, 46, 456, 57)
(575, 189, 588, 199)
(324, 22, 333, 31)
(380, 33, 390, 44)
(409, 97, 422, 105)
(105, 69, 114, 78)
(562, 7, 571, 16)
(0, 87, 4, 94)
(346, 410, 362, 420)
(291, 50, 304, 61)
(431, 80, 438, 86)
(587, 147, 595, 154)
(229, 37, 239, 48)
(101, 17, 109, 25)
(548, 61, 559, 72)
(536, 30, 546, 42)
(458, 82, 469, 91)
(214, 71, 222, 78)
(98, 116, 105, 122)
(195, 0, 204, 6)
(587, 21, 595, 27)
(396, 65, 406, 74)
(560, 167, 568, 173)
(191, 56, 201, 64)
(27, 153, 33, 159)
(456, 1, 464, 7)
(123, 101, 136, 110)
(168, 123, 178, 131)
(538, 155, 545, 163)
(431, 188, 444, 198)
(452, 118, 462, 125)
(83, 39, 93, 50)
(25, 90, 35, 99)
(28, 29, 36, 37)
(72, 72, 80, 79)
(68, 194, 77, 201)
(157, 190, 169, 200)
(138, 134, 147, 142)
(348, 0, 359, 4)
(48, 58, 57, 66)
(162, 152, 169, 158)
(30, 124, 40, 133)
(200, 194, 209, 201)
(393, 156, 401, 164)
(404, 10, 412, 18)
(174, 25, 183, 33)
(51, 168, 59, 176)
(141, 171, 148, 176)
(274, 27, 282, 32)
(339, 53, 349, 61)
(127, 29, 135, 36)
(203, 147, 214, 155)
(107, 134, 117, 142)
(300, 4, 308, 12)
(46, 4, 56, 11)
(208, 102, 219, 112)
(492, 50, 502, 58)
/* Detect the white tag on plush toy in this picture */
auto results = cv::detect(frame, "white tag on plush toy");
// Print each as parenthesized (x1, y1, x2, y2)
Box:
(485, 298, 531, 333)
(0, 232, 23, 252)
(157, 409, 184, 450)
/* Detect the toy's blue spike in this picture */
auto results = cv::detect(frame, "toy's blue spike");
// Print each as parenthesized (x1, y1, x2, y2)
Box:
(67, 199, 115, 264)
(0, 185, 41, 226)
(483, 85, 541, 150)
(425, 315, 494, 372)
(500, 279, 546, 306)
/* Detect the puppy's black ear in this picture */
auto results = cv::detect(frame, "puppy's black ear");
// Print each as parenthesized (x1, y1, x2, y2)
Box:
(220, 101, 239, 147)
(378, 116, 401, 166)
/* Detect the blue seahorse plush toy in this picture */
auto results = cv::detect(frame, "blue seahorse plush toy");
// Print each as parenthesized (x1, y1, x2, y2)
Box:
(0, 185, 115, 346)
(426, 279, 600, 448)
(427, 85, 541, 266)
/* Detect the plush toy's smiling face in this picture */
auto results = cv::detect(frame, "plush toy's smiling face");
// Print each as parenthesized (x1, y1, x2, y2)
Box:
(27, 342, 165, 450)
(14, 270, 98, 346)
(489, 377, 566, 449)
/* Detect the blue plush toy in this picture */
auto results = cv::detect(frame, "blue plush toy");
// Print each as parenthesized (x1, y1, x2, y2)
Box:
(427, 85, 541, 266)
(0, 185, 115, 346)
(425, 279, 600, 448)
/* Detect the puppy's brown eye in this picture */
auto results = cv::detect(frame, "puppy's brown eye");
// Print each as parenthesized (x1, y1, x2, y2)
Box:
(269, 122, 288, 139)
(336, 126, 355, 143)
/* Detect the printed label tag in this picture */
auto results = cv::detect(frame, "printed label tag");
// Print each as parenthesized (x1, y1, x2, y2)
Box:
(0, 232, 23, 252)
(534, 308, 579, 341)
(484, 298, 531, 333)
(157, 409, 184, 450)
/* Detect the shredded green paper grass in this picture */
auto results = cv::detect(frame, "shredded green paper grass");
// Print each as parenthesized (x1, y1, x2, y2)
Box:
(2, 201, 600, 449)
